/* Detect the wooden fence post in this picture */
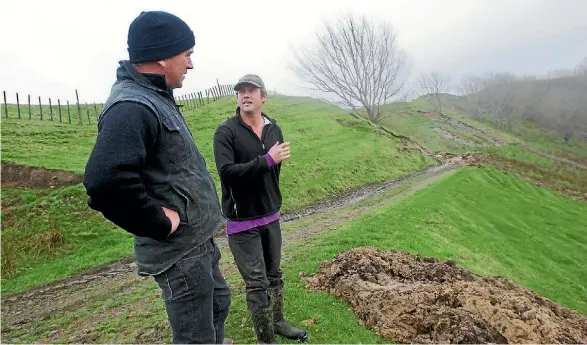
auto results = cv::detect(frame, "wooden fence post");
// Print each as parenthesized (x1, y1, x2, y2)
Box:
(28, 94, 31, 119)
(3, 91, 7, 118)
(58, 99, 62, 122)
(16, 93, 21, 119)
(38, 96, 43, 120)
(85, 102, 91, 124)
(49, 98, 54, 121)
(75, 89, 82, 124)
(67, 100, 71, 124)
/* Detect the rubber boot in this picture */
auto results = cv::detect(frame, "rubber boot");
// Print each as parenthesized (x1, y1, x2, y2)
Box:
(268, 287, 308, 342)
(249, 303, 277, 344)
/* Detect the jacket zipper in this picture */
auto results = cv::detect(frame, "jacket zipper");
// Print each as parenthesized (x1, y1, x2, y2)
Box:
(239, 117, 275, 154)
(260, 123, 274, 152)
(229, 187, 239, 218)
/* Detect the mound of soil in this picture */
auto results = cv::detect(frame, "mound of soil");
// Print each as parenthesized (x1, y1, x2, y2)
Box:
(1, 162, 82, 189)
(305, 247, 587, 344)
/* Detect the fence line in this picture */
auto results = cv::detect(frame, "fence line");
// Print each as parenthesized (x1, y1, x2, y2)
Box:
(2, 81, 236, 125)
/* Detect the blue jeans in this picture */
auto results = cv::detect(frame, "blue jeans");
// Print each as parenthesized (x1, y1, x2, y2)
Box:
(153, 238, 231, 344)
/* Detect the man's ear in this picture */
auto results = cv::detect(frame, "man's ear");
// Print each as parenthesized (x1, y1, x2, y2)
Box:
(156, 59, 167, 68)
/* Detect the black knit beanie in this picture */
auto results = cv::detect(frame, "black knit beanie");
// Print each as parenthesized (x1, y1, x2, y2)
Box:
(127, 11, 195, 63)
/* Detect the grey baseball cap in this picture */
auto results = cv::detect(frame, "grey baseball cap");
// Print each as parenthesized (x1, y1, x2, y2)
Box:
(234, 74, 266, 92)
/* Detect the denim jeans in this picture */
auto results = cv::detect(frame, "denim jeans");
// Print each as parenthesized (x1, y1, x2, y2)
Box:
(153, 238, 231, 344)
(228, 220, 284, 310)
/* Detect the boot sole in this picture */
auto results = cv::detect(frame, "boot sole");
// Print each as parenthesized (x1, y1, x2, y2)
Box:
(278, 332, 308, 343)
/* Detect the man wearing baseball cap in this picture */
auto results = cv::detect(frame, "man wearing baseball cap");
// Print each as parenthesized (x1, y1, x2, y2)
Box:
(213, 74, 308, 343)
(84, 11, 231, 344)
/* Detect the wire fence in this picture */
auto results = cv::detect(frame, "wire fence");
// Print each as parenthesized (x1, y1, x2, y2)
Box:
(2, 81, 235, 125)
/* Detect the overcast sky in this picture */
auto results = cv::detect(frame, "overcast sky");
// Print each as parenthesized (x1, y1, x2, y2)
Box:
(1, 0, 586, 104)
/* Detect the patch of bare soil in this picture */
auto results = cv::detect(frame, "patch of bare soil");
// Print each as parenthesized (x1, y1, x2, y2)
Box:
(1, 162, 83, 189)
(432, 127, 477, 146)
(435, 152, 490, 167)
(439, 114, 504, 146)
(305, 247, 587, 344)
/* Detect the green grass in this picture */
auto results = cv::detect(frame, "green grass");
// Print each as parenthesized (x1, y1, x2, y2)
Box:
(485, 145, 587, 200)
(1, 95, 435, 295)
(1, 185, 134, 295)
(281, 166, 587, 323)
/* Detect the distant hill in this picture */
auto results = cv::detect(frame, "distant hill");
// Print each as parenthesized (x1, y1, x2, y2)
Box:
(457, 73, 587, 143)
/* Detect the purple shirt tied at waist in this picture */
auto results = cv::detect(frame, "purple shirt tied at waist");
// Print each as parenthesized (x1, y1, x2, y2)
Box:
(226, 153, 279, 235)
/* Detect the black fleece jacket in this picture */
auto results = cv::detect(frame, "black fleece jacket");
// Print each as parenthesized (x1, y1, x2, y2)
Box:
(83, 75, 172, 240)
(213, 110, 284, 221)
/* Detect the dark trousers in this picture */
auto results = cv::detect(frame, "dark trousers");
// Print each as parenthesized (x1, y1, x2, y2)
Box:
(228, 220, 283, 310)
(153, 238, 231, 344)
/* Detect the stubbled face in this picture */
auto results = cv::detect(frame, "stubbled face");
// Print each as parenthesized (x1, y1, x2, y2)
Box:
(237, 85, 266, 114)
(162, 48, 193, 89)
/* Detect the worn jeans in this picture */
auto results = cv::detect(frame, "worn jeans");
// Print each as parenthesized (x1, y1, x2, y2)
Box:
(228, 220, 283, 310)
(153, 238, 231, 344)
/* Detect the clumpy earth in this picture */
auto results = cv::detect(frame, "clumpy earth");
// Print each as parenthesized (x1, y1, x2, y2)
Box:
(305, 247, 587, 344)
(1, 162, 82, 189)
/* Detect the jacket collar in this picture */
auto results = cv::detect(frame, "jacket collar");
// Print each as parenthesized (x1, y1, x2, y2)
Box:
(116, 60, 174, 98)
(234, 106, 276, 125)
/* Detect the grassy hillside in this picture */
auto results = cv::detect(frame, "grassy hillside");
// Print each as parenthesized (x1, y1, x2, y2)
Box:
(373, 98, 520, 153)
(1, 95, 435, 295)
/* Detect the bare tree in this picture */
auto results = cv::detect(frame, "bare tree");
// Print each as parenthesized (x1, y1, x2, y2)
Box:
(575, 56, 587, 75)
(418, 71, 451, 115)
(537, 92, 585, 143)
(458, 74, 485, 96)
(465, 72, 519, 129)
(289, 14, 409, 124)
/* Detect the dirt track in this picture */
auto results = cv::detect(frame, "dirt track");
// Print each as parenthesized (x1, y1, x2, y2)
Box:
(306, 247, 587, 344)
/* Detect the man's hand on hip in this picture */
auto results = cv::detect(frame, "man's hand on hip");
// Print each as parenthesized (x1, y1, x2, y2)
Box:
(268, 141, 291, 164)
(162, 207, 180, 234)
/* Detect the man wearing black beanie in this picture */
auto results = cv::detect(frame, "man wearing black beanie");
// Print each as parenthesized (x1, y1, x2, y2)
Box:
(84, 11, 231, 344)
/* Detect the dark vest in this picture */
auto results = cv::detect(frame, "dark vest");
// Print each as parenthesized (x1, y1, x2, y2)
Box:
(99, 61, 225, 275)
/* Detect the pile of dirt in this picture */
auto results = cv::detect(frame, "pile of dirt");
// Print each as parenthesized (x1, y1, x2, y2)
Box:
(305, 247, 587, 344)
(1, 162, 83, 189)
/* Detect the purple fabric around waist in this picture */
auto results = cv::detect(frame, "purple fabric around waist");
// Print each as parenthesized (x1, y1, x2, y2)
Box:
(226, 211, 280, 235)
(226, 154, 280, 235)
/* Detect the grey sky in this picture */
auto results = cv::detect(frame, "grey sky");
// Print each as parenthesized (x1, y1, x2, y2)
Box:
(1, 0, 585, 104)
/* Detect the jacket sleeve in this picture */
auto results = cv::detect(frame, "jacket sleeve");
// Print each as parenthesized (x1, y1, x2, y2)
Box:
(213, 125, 271, 186)
(83, 101, 172, 241)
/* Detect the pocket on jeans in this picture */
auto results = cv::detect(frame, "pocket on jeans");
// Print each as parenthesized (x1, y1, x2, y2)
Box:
(180, 241, 209, 261)
(154, 269, 177, 302)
